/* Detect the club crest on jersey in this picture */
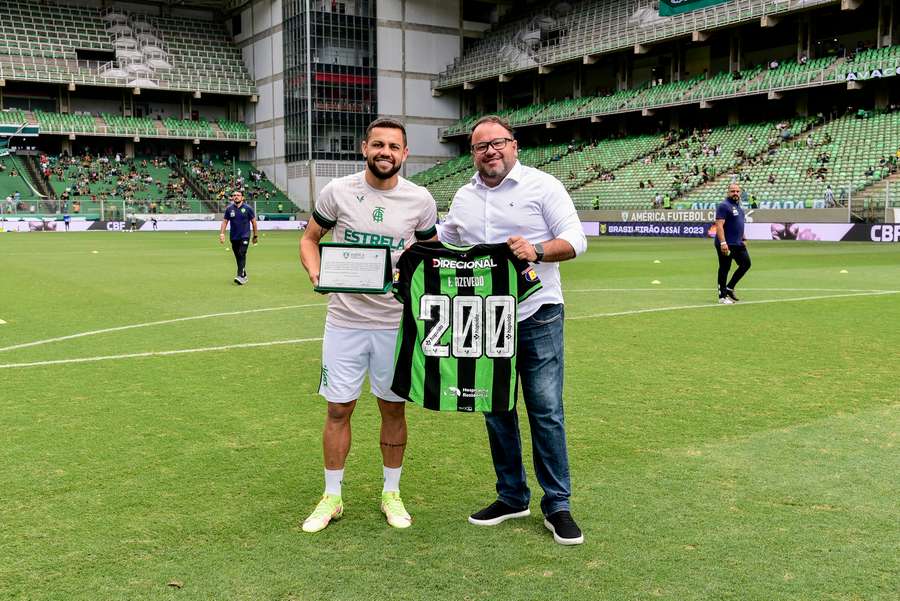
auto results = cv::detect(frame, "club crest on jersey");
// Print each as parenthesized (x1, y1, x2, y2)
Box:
(372, 206, 385, 223)
(431, 257, 497, 269)
(521, 267, 539, 282)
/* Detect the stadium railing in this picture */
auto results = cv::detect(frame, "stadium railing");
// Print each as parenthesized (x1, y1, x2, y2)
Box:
(436, 47, 879, 139)
(0, 198, 295, 219)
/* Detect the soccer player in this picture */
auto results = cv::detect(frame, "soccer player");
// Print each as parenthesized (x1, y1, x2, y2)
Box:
(440, 115, 587, 545)
(715, 183, 751, 304)
(218, 191, 258, 285)
(298, 118, 438, 532)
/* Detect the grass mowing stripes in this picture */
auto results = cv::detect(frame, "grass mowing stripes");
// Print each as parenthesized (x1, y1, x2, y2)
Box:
(1, 232, 898, 600)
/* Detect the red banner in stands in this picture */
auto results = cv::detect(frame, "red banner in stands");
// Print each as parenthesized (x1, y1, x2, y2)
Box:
(314, 72, 373, 86)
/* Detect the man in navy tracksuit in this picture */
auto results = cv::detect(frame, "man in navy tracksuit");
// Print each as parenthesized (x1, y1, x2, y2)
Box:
(219, 191, 258, 285)
(715, 183, 751, 304)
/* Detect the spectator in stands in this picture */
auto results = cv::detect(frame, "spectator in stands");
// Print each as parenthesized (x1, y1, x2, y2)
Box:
(824, 185, 836, 207)
(768, 174, 776, 185)
(806, 134, 815, 148)
(769, 59, 780, 70)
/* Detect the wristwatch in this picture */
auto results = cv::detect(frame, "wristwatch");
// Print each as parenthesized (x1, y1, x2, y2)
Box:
(533, 243, 544, 263)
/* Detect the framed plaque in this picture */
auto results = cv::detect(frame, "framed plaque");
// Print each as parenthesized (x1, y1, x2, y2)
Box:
(314, 242, 392, 294)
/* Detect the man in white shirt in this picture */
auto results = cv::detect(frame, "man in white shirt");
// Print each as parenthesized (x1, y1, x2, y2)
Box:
(440, 115, 587, 545)
(299, 118, 438, 533)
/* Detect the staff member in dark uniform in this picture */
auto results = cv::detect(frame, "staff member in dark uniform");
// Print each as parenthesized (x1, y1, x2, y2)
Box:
(715, 183, 751, 304)
(219, 191, 258, 285)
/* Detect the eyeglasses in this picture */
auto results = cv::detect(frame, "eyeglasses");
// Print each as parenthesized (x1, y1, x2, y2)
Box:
(471, 137, 514, 154)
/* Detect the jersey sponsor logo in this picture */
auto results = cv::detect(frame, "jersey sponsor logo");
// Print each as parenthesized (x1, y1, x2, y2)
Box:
(356, 194, 366, 203)
(229, 211, 235, 217)
(521, 267, 539, 282)
(442, 385, 488, 410)
(445, 275, 485, 288)
(431, 257, 498, 270)
(344, 228, 406, 250)
(320, 365, 329, 387)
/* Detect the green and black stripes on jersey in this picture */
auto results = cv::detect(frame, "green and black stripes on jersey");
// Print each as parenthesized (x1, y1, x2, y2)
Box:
(391, 241, 542, 412)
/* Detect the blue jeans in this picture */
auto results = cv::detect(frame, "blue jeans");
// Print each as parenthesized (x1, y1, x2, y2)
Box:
(484, 303, 571, 516)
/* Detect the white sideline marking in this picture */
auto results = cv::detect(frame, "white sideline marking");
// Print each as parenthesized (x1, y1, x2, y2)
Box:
(568, 291, 898, 320)
(0, 337, 323, 370)
(0, 303, 327, 354)
(568, 288, 894, 293)
(1, 290, 896, 370)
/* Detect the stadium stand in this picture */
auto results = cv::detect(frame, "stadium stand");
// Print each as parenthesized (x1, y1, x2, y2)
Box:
(0, 154, 36, 209)
(1, 109, 254, 142)
(102, 114, 158, 136)
(34, 111, 96, 134)
(436, 40, 900, 139)
(433, 0, 839, 90)
(833, 44, 900, 81)
(414, 110, 900, 212)
(0, 0, 255, 96)
(185, 159, 291, 213)
(0, 109, 27, 126)
(682, 112, 900, 207)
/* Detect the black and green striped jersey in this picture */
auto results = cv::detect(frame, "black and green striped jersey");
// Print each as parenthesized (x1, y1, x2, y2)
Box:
(390, 241, 542, 412)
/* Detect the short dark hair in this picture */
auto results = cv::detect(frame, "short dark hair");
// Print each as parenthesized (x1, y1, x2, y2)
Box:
(470, 115, 514, 141)
(365, 117, 407, 147)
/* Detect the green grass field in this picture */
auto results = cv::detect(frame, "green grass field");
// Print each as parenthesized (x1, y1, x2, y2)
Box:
(1, 232, 898, 601)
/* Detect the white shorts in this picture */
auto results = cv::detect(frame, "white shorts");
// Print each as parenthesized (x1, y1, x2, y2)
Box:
(318, 323, 404, 403)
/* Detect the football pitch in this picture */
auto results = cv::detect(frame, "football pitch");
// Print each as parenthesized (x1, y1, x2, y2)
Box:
(1, 232, 898, 601)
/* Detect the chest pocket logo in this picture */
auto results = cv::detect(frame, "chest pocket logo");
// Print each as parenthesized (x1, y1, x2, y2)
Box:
(732, 209, 739, 216)
(230, 211, 235, 217)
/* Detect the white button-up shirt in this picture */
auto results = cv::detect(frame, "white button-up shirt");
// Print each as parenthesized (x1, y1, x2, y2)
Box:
(439, 161, 587, 321)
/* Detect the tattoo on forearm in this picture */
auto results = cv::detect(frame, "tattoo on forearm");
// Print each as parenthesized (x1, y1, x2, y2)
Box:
(380, 441, 407, 448)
